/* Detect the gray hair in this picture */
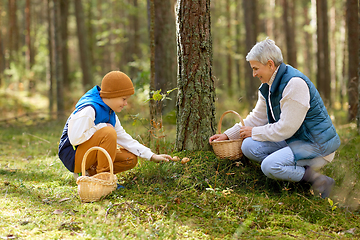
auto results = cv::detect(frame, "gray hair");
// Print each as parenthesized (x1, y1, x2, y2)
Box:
(246, 38, 283, 66)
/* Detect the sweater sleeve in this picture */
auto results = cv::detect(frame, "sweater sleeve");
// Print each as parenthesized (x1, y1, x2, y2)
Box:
(223, 93, 268, 140)
(114, 116, 154, 160)
(68, 106, 107, 146)
(252, 77, 310, 142)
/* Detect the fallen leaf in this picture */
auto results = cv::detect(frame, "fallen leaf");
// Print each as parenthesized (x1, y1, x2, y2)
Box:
(53, 209, 63, 214)
(59, 198, 70, 203)
(344, 228, 356, 234)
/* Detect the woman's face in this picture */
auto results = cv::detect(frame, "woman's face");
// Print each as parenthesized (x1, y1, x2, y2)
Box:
(249, 60, 276, 84)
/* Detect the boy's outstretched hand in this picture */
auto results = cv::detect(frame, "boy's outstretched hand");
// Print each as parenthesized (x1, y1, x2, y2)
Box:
(151, 154, 173, 163)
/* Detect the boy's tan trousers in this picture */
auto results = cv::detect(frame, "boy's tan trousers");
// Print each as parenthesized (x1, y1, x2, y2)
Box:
(73, 126, 137, 175)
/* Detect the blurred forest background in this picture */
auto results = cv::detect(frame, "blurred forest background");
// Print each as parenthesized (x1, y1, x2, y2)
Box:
(0, 0, 359, 134)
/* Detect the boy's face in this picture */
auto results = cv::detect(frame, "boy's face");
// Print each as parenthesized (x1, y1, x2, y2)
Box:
(103, 95, 131, 112)
(249, 60, 276, 84)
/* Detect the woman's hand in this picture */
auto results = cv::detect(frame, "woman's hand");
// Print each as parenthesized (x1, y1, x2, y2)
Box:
(240, 126, 253, 139)
(209, 133, 229, 144)
(151, 154, 173, 163)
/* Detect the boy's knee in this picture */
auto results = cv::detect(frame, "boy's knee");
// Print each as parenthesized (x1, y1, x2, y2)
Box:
(97, 126, 117, 141)
(126, 153, 138, 169)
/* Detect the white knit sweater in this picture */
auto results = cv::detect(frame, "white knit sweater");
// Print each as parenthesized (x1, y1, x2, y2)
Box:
(223, 67, 334, 161)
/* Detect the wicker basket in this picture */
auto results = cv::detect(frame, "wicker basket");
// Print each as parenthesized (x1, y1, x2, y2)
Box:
(76, 146, 118, 203)
(211, 110, 245, 160)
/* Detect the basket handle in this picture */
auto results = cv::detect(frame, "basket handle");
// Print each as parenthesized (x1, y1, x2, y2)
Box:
(81, 146, 114, 180)
(217, 110, 245, 134)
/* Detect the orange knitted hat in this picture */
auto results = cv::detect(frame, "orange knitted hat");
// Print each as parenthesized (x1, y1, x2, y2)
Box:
(100, 71, 135, 98)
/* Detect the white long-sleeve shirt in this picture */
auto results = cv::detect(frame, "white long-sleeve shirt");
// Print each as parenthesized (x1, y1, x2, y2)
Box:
(67, 107, 154, 160)
(224, 67, 334, 162)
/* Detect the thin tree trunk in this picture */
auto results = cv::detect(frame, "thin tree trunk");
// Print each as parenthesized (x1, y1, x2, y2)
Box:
(74, 0, 93, 91)
(0, 0, 4, 86)
(8, 0, 19, 66)
(235, 0, 242, 90)
(154, 0, 177, 114)
(243, 0, 258, 107)
(60, 0, 69, 92)
(316, 0, 331, 105)
(53, 0, 64, 117)
(283, 0, 297, 67)
(358, 0, 360, 133)
(346, 0, 359, 121)
(176, 0, 216, 151)
(47, 0, 54, 116)
(226, 0, 233, 96)
(148, 0, 156, 118)
(303, 0, 312, 79)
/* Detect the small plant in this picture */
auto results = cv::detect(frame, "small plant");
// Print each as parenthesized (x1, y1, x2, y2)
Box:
(146, 88, 178, 153)
(328, 198, 338, 211)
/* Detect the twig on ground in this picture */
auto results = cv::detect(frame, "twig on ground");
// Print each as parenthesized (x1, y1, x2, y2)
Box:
(23, 132, 50, 143)
(309, 230, 334, 238)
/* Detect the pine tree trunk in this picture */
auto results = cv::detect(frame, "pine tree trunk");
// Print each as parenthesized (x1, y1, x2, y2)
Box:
(60, 0, 69, 92)
(243, 0, 258, 107)
(0, 0, 4, 86)
(53, 0, 64, 117)
(357, 0, 360, 133)
(346, 0, 359, 121)
(47, 0, 54, 116)
(226, 0, 233, 96)
(176, 0, 216, 151)
(74, 0, 93, 91)
(283, 0, 297, 68)
(316, 0, 331, 105)
(154, 0, 177, 114)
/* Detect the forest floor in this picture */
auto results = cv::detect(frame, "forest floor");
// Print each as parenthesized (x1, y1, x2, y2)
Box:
(0, 115, 359, 240)
(0, 89, 360, 239)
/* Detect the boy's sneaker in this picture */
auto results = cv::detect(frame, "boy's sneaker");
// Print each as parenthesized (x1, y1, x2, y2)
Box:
(73, 172, 80, 181)
(73, 171, 89, 181)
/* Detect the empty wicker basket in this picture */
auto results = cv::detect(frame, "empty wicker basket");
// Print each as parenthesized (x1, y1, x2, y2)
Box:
(211, 110, 245, 160)
(76, 146, 118, 203)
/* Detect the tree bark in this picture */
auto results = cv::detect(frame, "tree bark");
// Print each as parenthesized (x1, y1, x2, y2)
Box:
(8, 0, 19, 64)
(53, 0, 64, 117)
(243, 0, 258, 107)
(47, 0, 54, 116)
(60, 0, 69, 91)
(283, 0, 297, 67)
(346, 0, 359, 121)
(148, 0, 156, 122)
(176, 0, 216, 151)
(226, 0, 233, 96)
(74, 0, 93, 91)
(0, 0, 4, 86)
(154, 0, 177, 114)
(357, 0, 360, 133)
(316, 0, 331, 105)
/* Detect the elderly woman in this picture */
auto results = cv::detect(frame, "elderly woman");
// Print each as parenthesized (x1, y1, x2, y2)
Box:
(209, 39, 340, 198)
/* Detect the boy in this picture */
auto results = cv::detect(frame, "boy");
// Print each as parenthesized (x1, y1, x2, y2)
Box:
(59, 71, 172, 179)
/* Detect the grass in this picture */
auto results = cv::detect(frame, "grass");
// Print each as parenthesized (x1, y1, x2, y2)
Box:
(0, 92, 360, 239)
(0, 116, 359, 240)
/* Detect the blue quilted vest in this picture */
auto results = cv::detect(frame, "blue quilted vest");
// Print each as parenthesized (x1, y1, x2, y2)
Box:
(58, 86, 116, 172)
(259, 63, 340, 161)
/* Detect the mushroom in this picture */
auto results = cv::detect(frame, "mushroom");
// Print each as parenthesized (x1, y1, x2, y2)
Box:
(181, 157, 190, 164)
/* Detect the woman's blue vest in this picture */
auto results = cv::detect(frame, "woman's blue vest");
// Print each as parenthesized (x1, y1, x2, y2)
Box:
(259, 63, 340, 161)
(58, 86, 116, 172)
